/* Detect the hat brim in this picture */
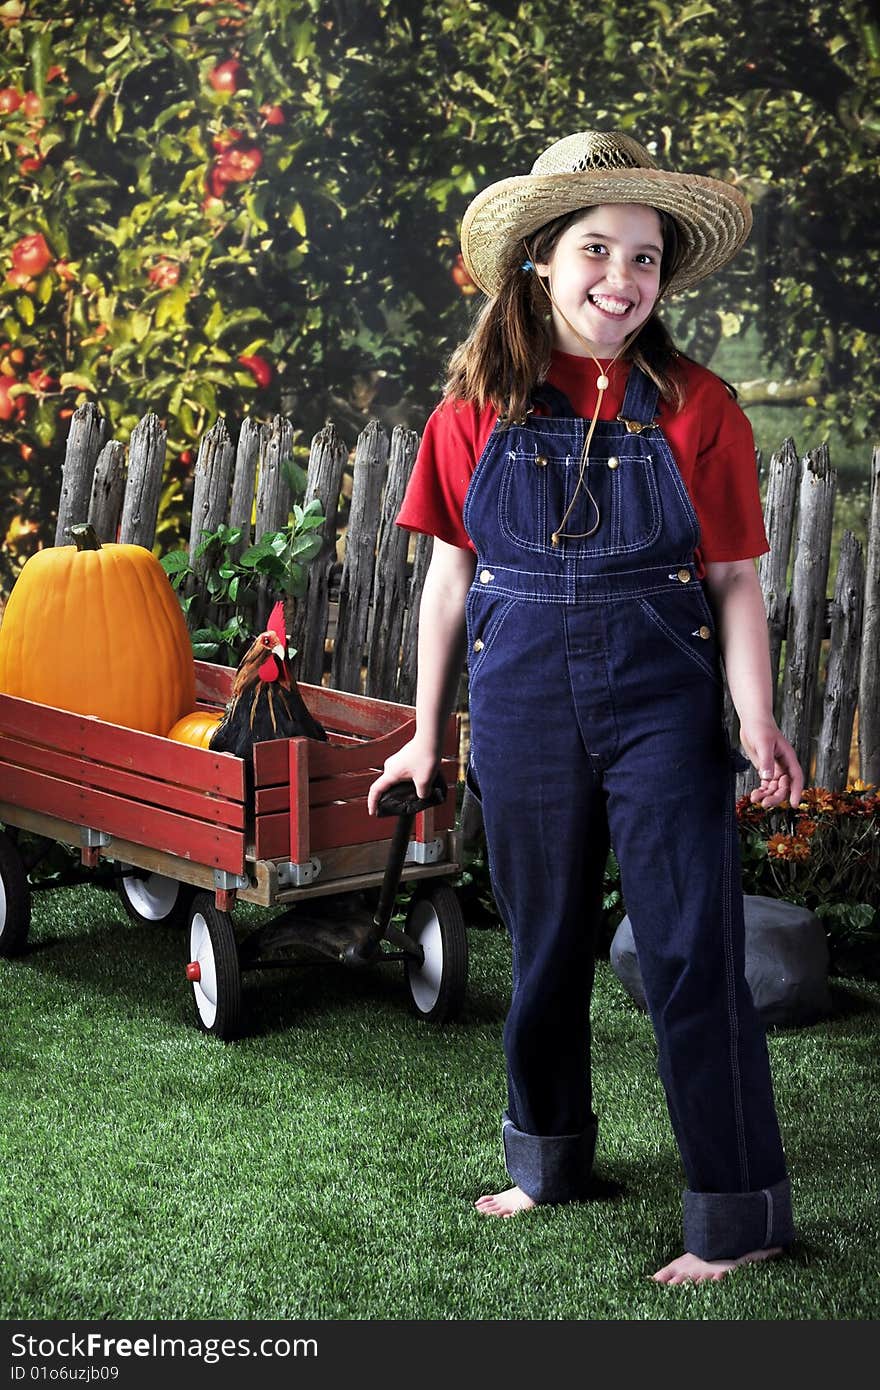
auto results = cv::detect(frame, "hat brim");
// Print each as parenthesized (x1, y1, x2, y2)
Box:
(460, 167, 752, 297)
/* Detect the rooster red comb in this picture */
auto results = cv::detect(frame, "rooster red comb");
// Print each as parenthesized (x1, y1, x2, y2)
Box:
(257, 601, 288, 682)
(266, 600, 286, 647)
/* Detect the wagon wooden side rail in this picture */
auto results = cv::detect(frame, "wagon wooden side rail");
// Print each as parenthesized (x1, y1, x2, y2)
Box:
(0, 665, 460, 913)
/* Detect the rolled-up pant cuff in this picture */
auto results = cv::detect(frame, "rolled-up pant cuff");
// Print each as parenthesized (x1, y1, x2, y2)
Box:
(683, 1177, 795, 1261)
(501, 1110, 597, 1204)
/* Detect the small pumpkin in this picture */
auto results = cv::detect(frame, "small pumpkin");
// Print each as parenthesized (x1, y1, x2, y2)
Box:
(0, 523, 195, 736)
(166, 710, 223, 748)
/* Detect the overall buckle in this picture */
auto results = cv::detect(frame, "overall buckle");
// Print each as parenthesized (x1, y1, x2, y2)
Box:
(617, 415, 658, 434)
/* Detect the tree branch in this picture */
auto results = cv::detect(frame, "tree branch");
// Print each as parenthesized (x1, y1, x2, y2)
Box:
(735, 377, 824, 405)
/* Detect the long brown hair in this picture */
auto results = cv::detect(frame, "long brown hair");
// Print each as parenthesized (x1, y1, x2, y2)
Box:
(444, 206, 687, 423)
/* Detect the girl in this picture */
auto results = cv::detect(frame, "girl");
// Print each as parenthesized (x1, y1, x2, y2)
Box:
(368, 131, 803, 1285)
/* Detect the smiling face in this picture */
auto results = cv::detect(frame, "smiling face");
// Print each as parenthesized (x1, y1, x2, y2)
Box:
(532, 203, 664, 357)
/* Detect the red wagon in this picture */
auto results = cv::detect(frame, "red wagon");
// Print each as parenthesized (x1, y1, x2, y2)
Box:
(0, 660, 464, 1039)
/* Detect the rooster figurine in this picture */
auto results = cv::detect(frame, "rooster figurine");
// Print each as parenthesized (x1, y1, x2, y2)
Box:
(209, 601, 327, 759)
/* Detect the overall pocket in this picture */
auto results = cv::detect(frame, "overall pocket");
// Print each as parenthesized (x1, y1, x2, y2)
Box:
(636, 587, 723, 685)
(465, 587, 517, 689)
(498, 445, 662, 556)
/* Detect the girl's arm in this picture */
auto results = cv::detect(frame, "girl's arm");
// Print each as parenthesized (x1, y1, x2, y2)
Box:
(367, 538, 476, 813)
(703, 558, 805, 810)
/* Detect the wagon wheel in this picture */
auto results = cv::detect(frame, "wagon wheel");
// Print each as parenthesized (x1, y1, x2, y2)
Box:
(403, 882, 468, 1023)
(117, 865, 194, 929)
(0, 828, 31, 958)
(185, 892, 241, 1040)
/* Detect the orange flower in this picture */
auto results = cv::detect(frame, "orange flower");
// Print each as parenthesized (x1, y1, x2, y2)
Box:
(735, 795, 765, 825)
(767, 833, 810, 862)
(795, 817, 818, 839)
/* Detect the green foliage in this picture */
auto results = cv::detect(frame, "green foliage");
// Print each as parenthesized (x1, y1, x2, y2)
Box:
(160, 497, 324, 664)
(1, 0, 878, 589)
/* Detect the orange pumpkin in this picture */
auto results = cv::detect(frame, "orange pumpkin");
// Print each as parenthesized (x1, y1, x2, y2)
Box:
(166, 710, 223, 748)
(0, 523, 195, 736)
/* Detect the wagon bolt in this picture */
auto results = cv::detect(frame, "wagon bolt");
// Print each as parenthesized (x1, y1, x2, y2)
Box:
(186, 961, 202, 982)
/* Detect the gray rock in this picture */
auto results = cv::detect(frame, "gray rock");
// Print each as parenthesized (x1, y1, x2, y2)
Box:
(610, 895, 831, 1028)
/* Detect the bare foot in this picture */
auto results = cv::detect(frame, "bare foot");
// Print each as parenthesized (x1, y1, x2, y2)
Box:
(652, 1246, 783, 1284)
(475, 1185, 537, 1217)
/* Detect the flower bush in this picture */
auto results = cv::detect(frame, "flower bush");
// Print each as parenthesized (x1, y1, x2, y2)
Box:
(736, 782, 880, 974)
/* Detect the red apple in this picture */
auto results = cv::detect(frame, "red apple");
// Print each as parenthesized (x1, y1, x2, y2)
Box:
(147, 259, 181, 289)
(237, 354, 272, 388)
(208, 60, 245, 93)
(11, 233, 52, 277)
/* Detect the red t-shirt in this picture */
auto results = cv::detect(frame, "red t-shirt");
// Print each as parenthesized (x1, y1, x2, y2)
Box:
(396, 350, 769, 580)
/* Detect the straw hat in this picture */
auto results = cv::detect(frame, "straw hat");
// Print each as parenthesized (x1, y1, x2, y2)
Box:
(460, 130, 752, 298)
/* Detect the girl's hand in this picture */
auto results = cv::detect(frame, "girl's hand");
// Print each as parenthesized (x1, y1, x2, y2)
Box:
(737, 719, 805, 811)
(367, 739, 440, 816)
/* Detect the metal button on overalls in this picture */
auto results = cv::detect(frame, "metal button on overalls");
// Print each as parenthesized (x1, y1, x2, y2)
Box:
(461, 365, 792, 1260)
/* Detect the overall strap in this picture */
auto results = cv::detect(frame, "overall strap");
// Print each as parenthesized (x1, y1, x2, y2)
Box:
(618, 363, 660, 430)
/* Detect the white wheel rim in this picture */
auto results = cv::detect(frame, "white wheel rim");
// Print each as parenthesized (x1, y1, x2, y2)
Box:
(407, 898, 444, 1012)
(189, 912, 218, 1029)
(0, 873, 7, 935)
(122, 870, 179, 921)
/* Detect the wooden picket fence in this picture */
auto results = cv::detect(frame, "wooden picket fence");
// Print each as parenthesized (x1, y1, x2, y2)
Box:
(51, 402, 880, 792)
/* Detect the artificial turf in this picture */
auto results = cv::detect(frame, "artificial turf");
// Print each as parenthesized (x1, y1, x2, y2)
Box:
(1, 879, 878, 1321)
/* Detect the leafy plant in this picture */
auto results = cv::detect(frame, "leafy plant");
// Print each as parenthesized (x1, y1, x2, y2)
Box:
(161, 498, 324, 664)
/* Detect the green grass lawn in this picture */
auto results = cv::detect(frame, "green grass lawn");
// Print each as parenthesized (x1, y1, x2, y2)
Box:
(1, 879, 878, 1321)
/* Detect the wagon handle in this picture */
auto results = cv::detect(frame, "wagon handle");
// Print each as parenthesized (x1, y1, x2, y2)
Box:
(374, 774, 448, 820)
(344, 775, 448, 966)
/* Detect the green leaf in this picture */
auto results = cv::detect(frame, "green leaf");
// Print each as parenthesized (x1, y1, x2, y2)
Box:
(160, 550, 191, 575)
(292, 20, 315, 62)
(289, 201, 307, 237)
(238, 543, 271, 567)
(59, 371, 97, 392)
(289, 534, 322, 561)
(155, 287, 188, 330)
(29, 29, 51, 97)
(15, 295, 35, 327)
(103, 34, 132, 60)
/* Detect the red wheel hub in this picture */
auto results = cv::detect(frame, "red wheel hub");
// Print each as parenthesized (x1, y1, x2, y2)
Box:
(186, 961, 201, 982)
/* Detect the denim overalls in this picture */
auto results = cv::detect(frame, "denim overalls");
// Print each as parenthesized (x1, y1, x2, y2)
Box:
(463, 364, 794, 1261)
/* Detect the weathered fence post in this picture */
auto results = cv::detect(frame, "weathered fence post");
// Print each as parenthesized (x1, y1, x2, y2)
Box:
(55, 402, 106, 543)
(186, 416, 234, 630)
(780, 444, 837, 776)
(365, 426, 419, 700)
(398, 532, 432, 706)
(290, 423, 347, 686)
(332, 420, 389, 694)
(227, 416, 263, 561)
(87, 440, 126, 543)
(816, 530, 864, 789)
(859, 443, 880, 786)
(757, 437, 799, 701)
(119, 411, 165, 549)
(254, 415, 293, 632)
